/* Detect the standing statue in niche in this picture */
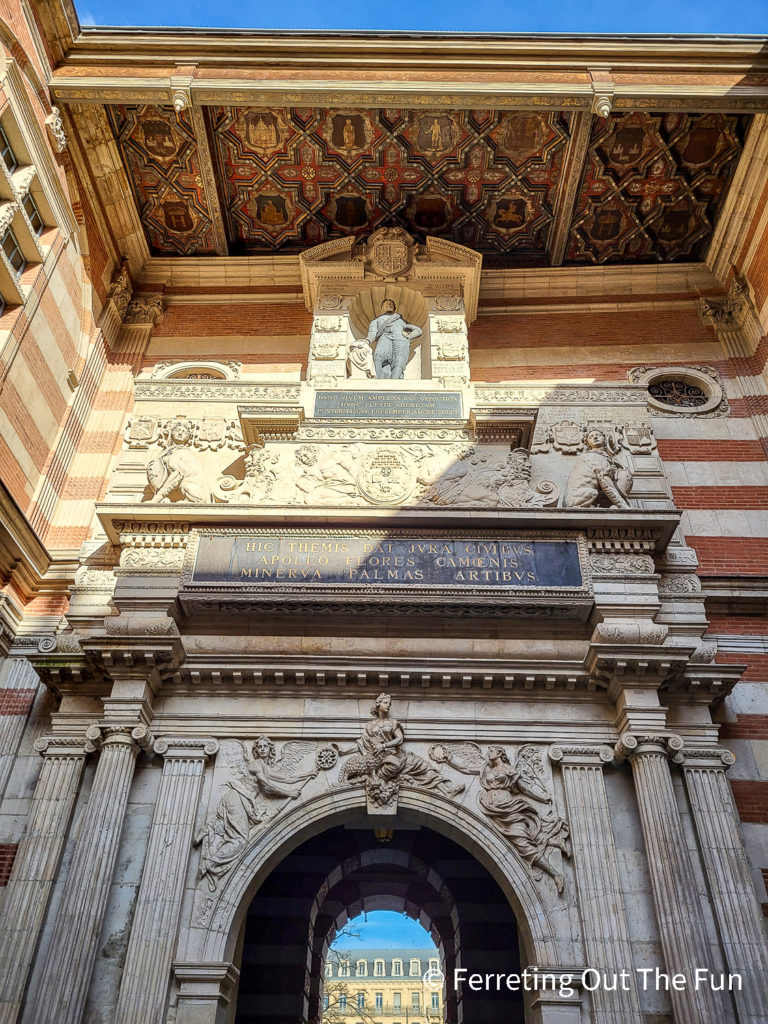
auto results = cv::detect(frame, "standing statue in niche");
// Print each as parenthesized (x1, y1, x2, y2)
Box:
(366, 299, 423, 380)
(564, 428, 632, 509)
(146, 421, 211, 503)
(338, 693, 464, 808)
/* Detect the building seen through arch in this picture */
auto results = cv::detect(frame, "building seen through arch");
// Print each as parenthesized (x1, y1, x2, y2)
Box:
(0, 8, 768, 1024)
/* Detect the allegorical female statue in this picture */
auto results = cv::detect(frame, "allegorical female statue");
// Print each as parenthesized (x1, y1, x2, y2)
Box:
(146, 420, 210, 503)
(430, 741, 570, 894)
(338, 693, 464, 807)
(194, 736, 319, 889)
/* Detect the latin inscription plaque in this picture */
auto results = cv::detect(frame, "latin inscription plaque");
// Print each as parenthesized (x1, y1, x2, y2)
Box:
(313, 390, 463, 420)
(186, 530, 587, 593)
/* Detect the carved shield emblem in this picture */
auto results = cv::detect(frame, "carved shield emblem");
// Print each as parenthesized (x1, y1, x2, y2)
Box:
(623, 424, 655, 453)
(127, 416, 158, 448)
(552, 421, 585, 454)
(370, 240, 410, 276)
(357, 448, 415, 505)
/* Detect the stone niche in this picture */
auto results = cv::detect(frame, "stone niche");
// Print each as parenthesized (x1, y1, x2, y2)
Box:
(299, 228, 481, 389)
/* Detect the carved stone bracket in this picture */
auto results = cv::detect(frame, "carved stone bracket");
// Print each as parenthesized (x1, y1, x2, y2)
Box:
(124, 294, 165, 326)
(45, 107, 68, 152)
(237, 405, 305, 447)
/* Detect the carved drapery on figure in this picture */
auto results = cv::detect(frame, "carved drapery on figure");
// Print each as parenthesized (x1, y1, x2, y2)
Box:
(337, 693, 464, 810)
(430, 741, 570, 894)
(194, 737, 336, 890)
(563, 428, 632, 509)
(146, 421, 212, 503)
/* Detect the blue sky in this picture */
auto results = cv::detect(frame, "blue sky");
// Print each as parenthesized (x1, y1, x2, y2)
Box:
(75, 0, 768, 33)
(330, 911, 436, 950)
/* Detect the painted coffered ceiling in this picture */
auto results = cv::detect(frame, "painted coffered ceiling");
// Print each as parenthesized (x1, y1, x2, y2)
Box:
(101, 103, 749, 267)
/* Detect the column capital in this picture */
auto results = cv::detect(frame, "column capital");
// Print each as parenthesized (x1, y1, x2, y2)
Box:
(153, 737, 219, 760)
(85, 722, 155, 752)
(614, 732, 684, 763)
(34, 735, 95, 758)
(549, 744, 614, 767)
(679, 747, 736, 770)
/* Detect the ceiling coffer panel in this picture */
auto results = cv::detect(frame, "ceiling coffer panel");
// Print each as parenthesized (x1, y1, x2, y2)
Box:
(106, 104, 750, 265)
(567, 111, 749, 264)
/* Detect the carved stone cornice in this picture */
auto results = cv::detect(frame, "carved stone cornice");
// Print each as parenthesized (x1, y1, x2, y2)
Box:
(614, 732, 684, 763)
(661, 661, 745, 702)
(237, 405, 304, 447)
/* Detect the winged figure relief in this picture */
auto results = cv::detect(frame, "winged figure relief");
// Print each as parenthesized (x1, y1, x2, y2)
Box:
(430, 741, 570, 894)
(194, 737, 333, 890)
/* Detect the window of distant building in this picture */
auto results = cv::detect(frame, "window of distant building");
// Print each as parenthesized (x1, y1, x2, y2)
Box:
(393, 992, 401, 1008)
(409, 958, 421, 976)
(339, 959, 350, 977)
(325, 961, 333, 977)
(411, 991, 420, 1008)
(431, 992, 440, 1010)
(392, 959, 403, 976)
(374, 959, 384, 976)
(357, 992, 365, 1008)
(375, 992, 383, 1009)
(338, 993, 347, 1011)
(356, 959, 367, 977)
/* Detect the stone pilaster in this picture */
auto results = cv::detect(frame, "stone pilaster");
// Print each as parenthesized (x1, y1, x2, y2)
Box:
(0, 658, 39, 800)
(549, 745, 643, 1024)
(26, 724, 152, 1024)
(0, 736, 92, 1024)
(615, 734, 724, 1024)
(114, 738, 219, 1024)
(680, 748, 768, 1023)
(172, 963, 240, 1024)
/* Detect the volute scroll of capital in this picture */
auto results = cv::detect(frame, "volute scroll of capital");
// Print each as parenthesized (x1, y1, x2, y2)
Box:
(429, 739, 570, 895)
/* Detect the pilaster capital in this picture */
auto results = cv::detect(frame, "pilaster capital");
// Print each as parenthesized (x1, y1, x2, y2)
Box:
(123, 294, 164, 327)
(84, 722, 155, 752)
(153, 736, 219, 760)
(678, 747, 736, 771)
(614, 732, 684, 764)
(34, 735, 95, 758)
(549, 744, 614, 767)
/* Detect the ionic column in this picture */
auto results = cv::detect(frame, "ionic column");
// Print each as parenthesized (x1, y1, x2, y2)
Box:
(615, 734, 724, 1024)
(115, 738, 219, 1024)
(549, 745, 643, 1024)
(680, 748, 768, 1023)
(0, 736, 92, 1024)
(27, 723, 152, 1024)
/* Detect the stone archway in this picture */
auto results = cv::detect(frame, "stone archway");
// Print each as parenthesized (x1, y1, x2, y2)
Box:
(174, 787, 580, 1024)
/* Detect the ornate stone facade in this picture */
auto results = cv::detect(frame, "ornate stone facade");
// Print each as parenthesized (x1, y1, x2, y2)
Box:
(1, 16, 768, 1024)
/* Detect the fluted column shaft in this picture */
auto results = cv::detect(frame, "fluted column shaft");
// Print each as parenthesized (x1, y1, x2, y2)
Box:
(115, 738, 218, 1024)
(617, 734, 724, 1024)
(549, 745, 643, 1024)
(0, 659, 40, 800)
(681, 749, 768, 1023)
(27, 724, 150, 1024)
(0, 737, 91, 1024)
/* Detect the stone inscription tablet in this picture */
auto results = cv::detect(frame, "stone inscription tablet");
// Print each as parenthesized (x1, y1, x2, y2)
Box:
(188, 530, 586, 592)
(314, 390, 463, 420)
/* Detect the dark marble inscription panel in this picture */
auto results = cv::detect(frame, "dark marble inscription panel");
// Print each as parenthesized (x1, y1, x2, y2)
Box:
(313, 390, 463, 420)
(188, 530, 586, 592)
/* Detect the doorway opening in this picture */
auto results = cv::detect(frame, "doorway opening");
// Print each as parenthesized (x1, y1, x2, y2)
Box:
(232, 821, 524, 1024)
